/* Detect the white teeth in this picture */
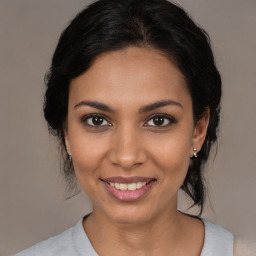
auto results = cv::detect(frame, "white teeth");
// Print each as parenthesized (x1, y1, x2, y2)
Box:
(127, 183, 136, 190)
(109, 181, 148, 190)
(141, 182, 146, 187)
(119, 183, 128, 190)
(136, 182, 143, 189)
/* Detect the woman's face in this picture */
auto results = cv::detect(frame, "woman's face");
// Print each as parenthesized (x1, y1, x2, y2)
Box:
(65, 47, 208, 224)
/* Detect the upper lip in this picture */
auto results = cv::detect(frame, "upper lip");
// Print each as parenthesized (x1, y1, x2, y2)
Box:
(101, 176, 156, 184)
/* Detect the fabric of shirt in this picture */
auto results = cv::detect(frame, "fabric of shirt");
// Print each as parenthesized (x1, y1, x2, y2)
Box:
(14, 218, 234, 256)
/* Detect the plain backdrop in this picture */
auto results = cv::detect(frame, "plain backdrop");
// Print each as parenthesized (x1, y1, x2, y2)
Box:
(1, 0, 256, 255)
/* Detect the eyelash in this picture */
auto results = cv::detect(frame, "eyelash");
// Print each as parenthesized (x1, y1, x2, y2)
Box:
(144, 114, 176, 128)
(81, 114, 176, 129)
(81, 114, 112, 128)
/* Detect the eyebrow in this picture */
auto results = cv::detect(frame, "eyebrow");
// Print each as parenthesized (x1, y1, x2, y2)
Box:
(138, 99, 183, 113)
(74, 101, 115, 112)
(74, 99, 183, 113)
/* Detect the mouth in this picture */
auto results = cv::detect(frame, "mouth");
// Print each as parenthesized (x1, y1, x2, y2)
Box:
(100, 176, 156, 202)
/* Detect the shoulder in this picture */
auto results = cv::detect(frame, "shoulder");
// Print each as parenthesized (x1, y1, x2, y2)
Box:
(14, 226, 75, 256)
(14, 222, 78, 256)
(14, 218, 98, 256)
(201, 219, 234, 256)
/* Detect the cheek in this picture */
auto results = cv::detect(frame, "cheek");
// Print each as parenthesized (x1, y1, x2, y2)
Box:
(68, 129, 110, 183)
(70, 137, 108, 200)
(155, 142, 191, 200)
(147, 129, 192, 180)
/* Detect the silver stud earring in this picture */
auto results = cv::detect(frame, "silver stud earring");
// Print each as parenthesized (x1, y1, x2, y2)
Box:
(193, 148, 198, 158)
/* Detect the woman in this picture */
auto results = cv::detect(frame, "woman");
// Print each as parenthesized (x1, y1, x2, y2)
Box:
(16, 0, 233, 255)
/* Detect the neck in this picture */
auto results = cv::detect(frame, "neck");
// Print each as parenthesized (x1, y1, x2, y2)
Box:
(83, 206, 186, 256)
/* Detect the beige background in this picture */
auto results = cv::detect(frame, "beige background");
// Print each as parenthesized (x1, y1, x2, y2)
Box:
(1, 0, 255, 255)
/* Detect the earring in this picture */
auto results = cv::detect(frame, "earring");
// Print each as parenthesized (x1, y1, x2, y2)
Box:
(193, 148, 198, 158)
(66, 148, 72, 161)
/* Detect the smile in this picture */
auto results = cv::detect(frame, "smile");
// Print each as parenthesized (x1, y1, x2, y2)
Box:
(109, 182, 147, 191)
(100, 177, 156, 201)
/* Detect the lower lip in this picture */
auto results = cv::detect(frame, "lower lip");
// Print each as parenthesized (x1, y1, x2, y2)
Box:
(102, 181, 155, 202)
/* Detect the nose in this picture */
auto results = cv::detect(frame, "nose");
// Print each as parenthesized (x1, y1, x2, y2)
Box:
(108, 126, 148, 170)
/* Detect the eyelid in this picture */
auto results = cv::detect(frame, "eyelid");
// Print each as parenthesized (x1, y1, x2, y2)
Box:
(81, 114, 112, 127)
(143, 113, 176, 127)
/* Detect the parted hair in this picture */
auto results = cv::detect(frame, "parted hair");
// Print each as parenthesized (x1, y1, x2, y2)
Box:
(44, 0, 221, 214)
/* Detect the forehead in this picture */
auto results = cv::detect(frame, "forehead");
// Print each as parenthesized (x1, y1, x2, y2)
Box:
(69, 47, 190, 108)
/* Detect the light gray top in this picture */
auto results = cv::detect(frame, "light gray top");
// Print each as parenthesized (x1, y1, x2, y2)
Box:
(14, 218, 234, 256)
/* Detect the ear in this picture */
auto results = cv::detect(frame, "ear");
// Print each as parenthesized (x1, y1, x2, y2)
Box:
(64, 128, 71, 156)
(190, 108, 210, 157)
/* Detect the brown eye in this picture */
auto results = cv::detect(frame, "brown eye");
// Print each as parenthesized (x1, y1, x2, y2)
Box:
(82, 114, 111, 127)
(144, 114, 175, 127)
(152, 116, 165, 126)
(92, 116, 104, 125)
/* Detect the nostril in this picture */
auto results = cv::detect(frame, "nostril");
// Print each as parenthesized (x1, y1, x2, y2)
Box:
(108, 150, 140, 168)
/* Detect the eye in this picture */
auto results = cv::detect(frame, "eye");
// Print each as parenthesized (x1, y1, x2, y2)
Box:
(144, 114, 175, 127)
(82, 114, 111, 127)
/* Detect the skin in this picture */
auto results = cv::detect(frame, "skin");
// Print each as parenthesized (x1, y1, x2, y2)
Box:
(65, 47, 209, 256)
